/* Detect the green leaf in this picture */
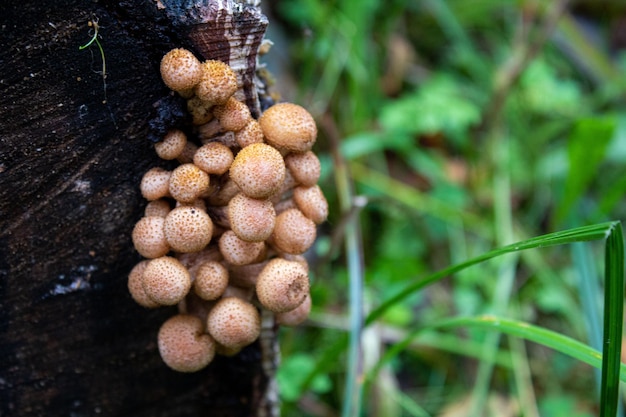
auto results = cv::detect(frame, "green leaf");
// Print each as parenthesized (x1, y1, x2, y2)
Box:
(379, 75, 481, 145)
(555, 117, 615, 224)
(277, 353, 332, 402)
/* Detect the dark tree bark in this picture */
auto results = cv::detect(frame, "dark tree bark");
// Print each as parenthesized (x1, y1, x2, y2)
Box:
(0, 1, 274, 416)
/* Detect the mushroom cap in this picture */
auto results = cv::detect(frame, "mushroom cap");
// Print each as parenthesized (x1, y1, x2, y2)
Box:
(187, 96, 214, 126)
(160, 48, 203, 92)
(206, 297, 261, 349)
(271, 208, 317, 255)
(193, 142, 234, 175)
(158, 314, 215, 372)
(259, 103, 317, 153)
(193, 261, 229, 300)
(218, 230, 265, 266)
(195, 60, 238, 105)
(144, 199, 172, 218)
(132, 216, 170, 259)
(142, 256, 191, 305)
(293, 185, 329, 225)
(127, 261, 160, 308)
(168, 163, 210, 203)
(256, 258, 310, 313)
(229, 143, 286, 199)
(285, 151, 321, 187)
(228, 193, 276, 242)
(235, 119, 264, 148)
(140, 167, 171, 201)
(276, 292, 312, 326)
(155, 129, 187, 160)
(213, 97, 252, 132)
(164, 206, 214, 253)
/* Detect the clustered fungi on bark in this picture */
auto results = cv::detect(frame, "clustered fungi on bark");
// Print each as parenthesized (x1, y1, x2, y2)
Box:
(128, 48, 328, 372)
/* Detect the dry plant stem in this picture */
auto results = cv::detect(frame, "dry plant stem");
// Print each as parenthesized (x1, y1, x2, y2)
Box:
(482, 0, 570, 133)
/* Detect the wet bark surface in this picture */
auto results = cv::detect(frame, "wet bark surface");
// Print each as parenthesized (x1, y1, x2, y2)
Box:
(0, 1, 267, 416)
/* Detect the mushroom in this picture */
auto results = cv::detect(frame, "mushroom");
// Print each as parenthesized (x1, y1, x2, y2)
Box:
(168, 163, 210, 203)
(187, 96, 214, 126)
(155, 129, 187, 160)
(213, 97, 252, 132)
(276, 292, 312, 326)
(195, 60, 238, 105)
(164, 206, 214, 253)
(193, 142, 234, 175)
(235, 119, 264, 148)
(127, 261, 160, 308)
(144, 199, 171, 218)
(270, 208, 317, 255)
(176, 141, 199, 164)
(193, 261, 229, 300)
(228, 193, 276, 242)
(132, 216, 170, 259)
(206, 297, 261, 349)
(285, 151, 321, 187)
(142, 256, 191, 306)
(140, 167, 171, 201)
(229, 143, 285, 199)
(158, 314, 215, 372)
(160, 48, 203, 93)
(259, 103, 317, 153)
(293, 185, 328, 224)
(256, 258, 310, 313)
(218, 230, 265, 266)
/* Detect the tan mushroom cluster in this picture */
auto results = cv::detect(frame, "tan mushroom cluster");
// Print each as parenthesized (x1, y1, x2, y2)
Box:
(128, 48, 328, 373)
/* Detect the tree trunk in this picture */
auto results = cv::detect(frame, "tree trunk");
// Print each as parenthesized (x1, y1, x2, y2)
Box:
(0, 1, 276, 416)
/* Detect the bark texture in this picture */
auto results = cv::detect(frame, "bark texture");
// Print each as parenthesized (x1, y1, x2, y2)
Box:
(0, 1, 271, 416)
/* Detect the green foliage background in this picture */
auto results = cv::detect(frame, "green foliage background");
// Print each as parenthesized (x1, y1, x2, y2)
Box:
(265, 1, 626, 415)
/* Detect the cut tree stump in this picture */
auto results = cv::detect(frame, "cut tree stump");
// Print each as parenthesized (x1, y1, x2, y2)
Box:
(0, 1, 276, 416)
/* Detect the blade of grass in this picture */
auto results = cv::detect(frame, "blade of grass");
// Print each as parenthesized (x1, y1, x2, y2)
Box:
(367, 221, 618, 326)
(366, 314, 626, 384)
(599, 222, 624, 417)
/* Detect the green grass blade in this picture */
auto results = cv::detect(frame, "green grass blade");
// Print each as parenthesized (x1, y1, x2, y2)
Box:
(599, 222, 624, 417)
(366, 222, 617, 326)
(367, 315, 626, 385)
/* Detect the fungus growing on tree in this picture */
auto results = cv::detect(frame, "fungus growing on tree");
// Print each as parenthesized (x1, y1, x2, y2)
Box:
(128, 49, 328, 372)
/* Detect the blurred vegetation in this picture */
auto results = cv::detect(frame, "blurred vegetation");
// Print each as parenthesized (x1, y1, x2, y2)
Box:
(264, 0, 626, 416)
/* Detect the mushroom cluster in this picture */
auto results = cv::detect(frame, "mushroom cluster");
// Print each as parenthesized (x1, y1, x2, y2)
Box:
(128, 48, 328, 372)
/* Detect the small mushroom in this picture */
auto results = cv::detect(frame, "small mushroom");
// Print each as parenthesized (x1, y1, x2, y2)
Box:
(158, 314, 215, 372)
(195, 60, 238, 105)
(168, 163, 210, 203)
(160, 48, 203, 93)
(228, 193, 276, 242)
(276, 292, 312, 326)
(213, 97, 252, 132)
(142, 256, 191, 306)
(193, 261, 229, 300)
(235, 119, 264, 148)
(132, 216, 170, 259)
(144, 199, 171, 218)
(293, 185, 328, 224)
(206, 297, 261, 349)
(285, 151, 321, 187)
(259, 103, 317, 153)
(127, 261, 160, 308)
(164, 206, 214, 253)
(155, 129, 187, 160)
(140, 167, 171, 201)
(256, 258, 310, 313)
(229, 143, 285, 199)
(187, 96, 214, 126)
(270, 208, 317, 255)
(218, 230, 265, 266)
(193, 142, 234, 175)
